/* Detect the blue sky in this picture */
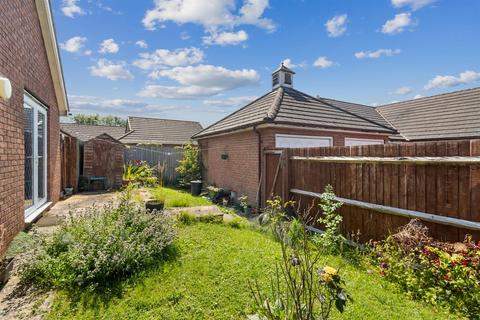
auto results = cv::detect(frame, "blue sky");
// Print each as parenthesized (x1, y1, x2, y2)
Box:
(54, 0, 480, 126)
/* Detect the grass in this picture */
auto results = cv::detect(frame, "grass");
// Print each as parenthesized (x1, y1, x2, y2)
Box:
(150, 187, 212, 208)
(47, 223, 454, 320)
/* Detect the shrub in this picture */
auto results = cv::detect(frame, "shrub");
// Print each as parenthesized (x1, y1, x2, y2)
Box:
(371, 220, 480, 318)
(175, 144, 201, 187)
(249, 215, 350, 319)
(20, 193, 176, 292)
(123, 160, 157, 186)
(314, 185, 345, 254)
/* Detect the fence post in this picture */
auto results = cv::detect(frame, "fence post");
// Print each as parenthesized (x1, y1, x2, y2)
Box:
(282, 148, 291, 202)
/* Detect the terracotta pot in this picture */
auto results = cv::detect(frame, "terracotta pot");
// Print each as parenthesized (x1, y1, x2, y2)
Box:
(146, 200, 164, 212)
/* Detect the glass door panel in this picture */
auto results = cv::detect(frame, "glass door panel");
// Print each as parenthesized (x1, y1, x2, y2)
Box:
(24, 94, 48, 218)
(24, 105, 34, 210)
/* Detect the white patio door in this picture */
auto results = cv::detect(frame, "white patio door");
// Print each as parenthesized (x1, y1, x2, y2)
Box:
(24, 94, 48, 219)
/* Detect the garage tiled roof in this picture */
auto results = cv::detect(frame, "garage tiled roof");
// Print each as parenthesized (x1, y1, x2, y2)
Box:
(121, 116, 203, 145)
(376, 87, 480, 141)
(60, 123, 128, 142)
(193, 87, 396, 138)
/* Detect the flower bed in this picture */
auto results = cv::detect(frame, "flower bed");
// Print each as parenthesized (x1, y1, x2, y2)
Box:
(372, 220, 480, 318)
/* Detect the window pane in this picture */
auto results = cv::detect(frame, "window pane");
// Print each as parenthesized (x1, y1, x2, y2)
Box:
(24, 105, 34, 209)
(37, 112, 45, 199)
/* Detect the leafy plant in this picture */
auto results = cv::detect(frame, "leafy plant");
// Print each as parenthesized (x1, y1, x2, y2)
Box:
(123, 160, 157, 186)
(314, 185, 344, 254)
(249, 215, 350, 319)
(371, 220, 480, 319)
(239, 194, 249, 209)
(175, 144, 201, 187)
(20, 189, 177, 292)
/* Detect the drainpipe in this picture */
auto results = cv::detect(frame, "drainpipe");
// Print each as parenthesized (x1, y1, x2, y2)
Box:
(253, 125, 262, 209)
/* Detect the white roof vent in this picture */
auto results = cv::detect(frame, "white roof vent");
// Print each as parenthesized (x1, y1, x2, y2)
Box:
(272, 62, 295, 90)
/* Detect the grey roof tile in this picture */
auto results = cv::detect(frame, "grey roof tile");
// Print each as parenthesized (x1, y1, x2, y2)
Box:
(60, 123, 128, 142)
(377, 86, 480, 141)
(121, 116, 203, 145)
(193, 87, 396, 138)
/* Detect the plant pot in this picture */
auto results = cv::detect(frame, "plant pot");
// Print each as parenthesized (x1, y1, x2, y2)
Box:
(122, 179, 131, 187)
(64, 187, 74, 196)
(191, 180, 202, 196)
(0, 257, 14, 285)
(145, 200, 164, 212)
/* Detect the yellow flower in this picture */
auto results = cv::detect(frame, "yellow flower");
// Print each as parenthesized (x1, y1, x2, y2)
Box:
(322, 266, 338, 282)
(323, 266, 338, 276)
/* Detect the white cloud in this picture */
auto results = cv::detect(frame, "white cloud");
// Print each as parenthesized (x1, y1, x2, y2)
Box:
(325, 14, 348, 37)
(393, 86, 413, 95)
(203, 30, 248, 46)
(203, 96, 258, 107)
(142, 0, 275, 32)
(62, 0, 85, 18)
(355, 48, 402, 59)
(89, 59, 134, 81)
(60, 36, 87, 53)
(67, 95, 187, 117)
(135, 40, 148, 48)
(281, 58, 306, 69)
(99, 39, 120, 54)
(313, 56, 334, 69)
(133, 47, 204, 71)
(413, 94, 423, 99)
(382, 13, 413, 34)
(391, 0, 434, 10)
(424, 70, 480, 90)
(139, 64, 259, 99)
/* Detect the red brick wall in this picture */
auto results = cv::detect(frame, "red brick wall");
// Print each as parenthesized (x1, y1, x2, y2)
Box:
(198, 130, 260, 204)
(0, 0, 61, 256)
(197, 126, 390, 206)
(83, 135, 125, 189)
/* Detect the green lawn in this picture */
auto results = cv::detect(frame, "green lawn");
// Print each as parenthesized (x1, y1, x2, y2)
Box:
(150, 187, 212, 207)
(47, 223, 454, 320)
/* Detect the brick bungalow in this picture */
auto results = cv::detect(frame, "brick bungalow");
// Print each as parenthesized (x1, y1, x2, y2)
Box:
(192, 65, 396, 206)
(0, 0, 69, 256)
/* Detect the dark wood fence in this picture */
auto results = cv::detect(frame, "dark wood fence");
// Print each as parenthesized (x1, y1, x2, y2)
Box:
(263, 139, 480, 242)
(61, 135, 78, 192)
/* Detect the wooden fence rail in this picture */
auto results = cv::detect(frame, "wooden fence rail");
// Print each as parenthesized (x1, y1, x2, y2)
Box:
(263, 139, 480, 242)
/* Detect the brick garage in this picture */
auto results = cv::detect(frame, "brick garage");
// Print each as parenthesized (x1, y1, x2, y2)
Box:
(194, 66, 394, 206)
(0, 0, 68, 256)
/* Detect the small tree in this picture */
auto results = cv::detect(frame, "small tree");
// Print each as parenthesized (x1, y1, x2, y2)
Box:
(315, 185, 345, 254)
(175, 144, 201, 187)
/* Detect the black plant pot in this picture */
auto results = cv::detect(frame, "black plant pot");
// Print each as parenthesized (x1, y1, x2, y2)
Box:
(146, 200, 165, 212)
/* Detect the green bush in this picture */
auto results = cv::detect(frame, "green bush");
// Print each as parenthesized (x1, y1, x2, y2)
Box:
(175, 144, 201, 187)
(20, 195, 176, 291)
(123, 160, 157, 186)
(372, 220, 480, 318)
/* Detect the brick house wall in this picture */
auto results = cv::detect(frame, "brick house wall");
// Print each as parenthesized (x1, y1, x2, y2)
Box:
(198, 130, 260, 203)
(197, 126, 390, 206)
(0, 0, 61, 256)
(83, 134, 125, 189)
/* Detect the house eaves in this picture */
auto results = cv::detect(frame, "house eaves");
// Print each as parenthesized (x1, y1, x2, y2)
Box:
(36, 0, 69, 115)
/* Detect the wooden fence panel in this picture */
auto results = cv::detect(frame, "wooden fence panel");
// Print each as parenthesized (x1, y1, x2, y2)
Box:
(264, 139, 480, 242)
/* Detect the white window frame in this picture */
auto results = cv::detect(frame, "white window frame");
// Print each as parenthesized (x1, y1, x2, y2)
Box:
(24, 93, 49, 221)
(345, 137, 384, 146)
(275, 134, 333, 149)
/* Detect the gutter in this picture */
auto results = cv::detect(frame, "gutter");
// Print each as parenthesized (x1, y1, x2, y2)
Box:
(253, 125, 262, 209)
